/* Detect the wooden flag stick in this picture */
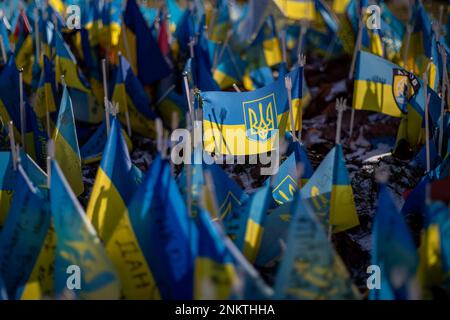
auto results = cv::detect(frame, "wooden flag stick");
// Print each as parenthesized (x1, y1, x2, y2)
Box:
(438, 5, 444, 35)
(423, 73, 431, 173)
(297, 22, 308, 57)
(438, 45, 448, 157)
(285, 76, 297, 142)
(183, 71, 195, 127)
(0, 35, 6, 64)
(281, 29, 287, 64)
(7, 121, 17, 170)
(101, 59, 111, 136)
(188, 37, 195, 59)
(46, 139, 54, 189)
(18, 68, 26, 149)
(154, 84, 176, 106)
(232, 83, 241, 92)
(335, 98, 347, 145)
(216, 30, 233, 67)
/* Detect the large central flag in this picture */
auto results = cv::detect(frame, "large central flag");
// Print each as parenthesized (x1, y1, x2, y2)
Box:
(202, 66, 303, 156)
(118, 0, 171, 85)
(300, 144, 360, 234)
(51, 160, 120, 300)
(53, 86, 84, 196)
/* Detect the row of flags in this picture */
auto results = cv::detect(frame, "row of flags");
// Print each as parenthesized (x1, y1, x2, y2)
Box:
(0, 0, 448, 300)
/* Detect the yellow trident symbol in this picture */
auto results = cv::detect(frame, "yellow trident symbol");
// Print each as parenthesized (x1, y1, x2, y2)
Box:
(248, 101, 275, 140)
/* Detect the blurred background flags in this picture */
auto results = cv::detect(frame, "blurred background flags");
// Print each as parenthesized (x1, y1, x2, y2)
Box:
(12, 10, 33, 87)
(112, 54, 158, 137)
(273, 0, 316, 21)
(87, 117, 142, 244)
(301, 144, 359, 234)
(274, 193, 359, 299)
(51, 159, 120, 300)
(53, 86, 84, 196)
(118, 0, 171, 85)
(55, 31, 104, 124)
(35, 55, 57, 120)
(0, 275, 7, 300)
(371, 184, 418, 300)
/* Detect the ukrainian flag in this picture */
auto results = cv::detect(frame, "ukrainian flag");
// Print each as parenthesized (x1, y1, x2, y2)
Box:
(87, 117, 142, 244)
(100, 0, 122, 48)
(202, 66, 303, 156)
(300, 144, 360, 234)
(213, 43, 248, 90)
(255, 15, 283, 68)
(53, 86, 84, 196)
(127, 157, 197, 299)
(51, 160, 120, 300)
(273, 0, 317, 21)
(353, 51, 413, 117)
(270, 139, 313, 206)
(155, 89, 188, 129)
(274, 192, 360, 299)
(332, 0, 351, 15)
(167, 0, 186, 34)
(0, 152, 16, 227)
(207, 0, 231, 44)
(112, 54, 157, 138)
(204, 161, 249, 242)
(194, 210, 239, 300)
(105, 155, 163, 299)
(371, 184, 418, 300)
(55, 31, 104, 124)
(35, 55, 57, 119)
(0, 165, 51, 299)
(119, 0, 171, 85)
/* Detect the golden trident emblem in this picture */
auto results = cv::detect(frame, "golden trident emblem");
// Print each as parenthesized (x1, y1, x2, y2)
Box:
(244, 94, 277, 141)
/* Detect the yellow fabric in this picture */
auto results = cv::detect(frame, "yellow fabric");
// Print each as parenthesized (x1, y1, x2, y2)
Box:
(243, 219, 264, 263)
(330, 185, 360, 233)
(194, 258, 237, 300)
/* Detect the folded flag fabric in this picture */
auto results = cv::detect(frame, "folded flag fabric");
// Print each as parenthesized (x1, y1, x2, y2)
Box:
(35, 55, 57, 119)
(51, 159, 120, 300)
(300, 144, 360, 233)
(274, 193, 359, 299)
(53, 86, 84, 196)
(202, 65, 303, 156)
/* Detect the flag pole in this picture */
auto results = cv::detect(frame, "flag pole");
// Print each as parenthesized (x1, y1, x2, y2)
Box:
(335, 98, 347, 146)
(348, 14, 364, 139)
(297, 21, 308, 57)
(0, 35, 6, 64)
(46, 139, 54, 189)
(183, 71, 195, 127)
(232, 83, 241, 92)
(34, 8, 40, 63)
(438, 45, 448, 157)
(285, 75, 297, 142)
(18, 67, 26, 150)
(7, 121, 17, 171)
(101, 59, 111, 136)
(156, 118, 163, 156)
(422, 73, 431, 173)
(298, 55, 306, 141)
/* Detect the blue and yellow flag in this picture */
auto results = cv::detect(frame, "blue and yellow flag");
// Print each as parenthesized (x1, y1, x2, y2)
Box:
(202, 65, 303, 156)
(100, 0, 121, 49)
(103, 154, 162, 299)
(300, 144, 360, 233)
(12, 10, 33, 86)
(194, 210, 239, 300)
(273, 0, 317, 21)
(51, 159, 120, 300)
(371, 184, 418, 300)
(270, 139, 313, 206)
(274, 192, 359, 299)
(55, 31, 104, 124)
(213, 42, 248, 90)
(0, 165, 51, 299)
(112, 54, 157, 138)
(35, 55, 57, 119)
(87, 117, 142, 244)
(119, 0, 171, 85)
(53, 86, 84, 196)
